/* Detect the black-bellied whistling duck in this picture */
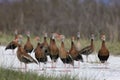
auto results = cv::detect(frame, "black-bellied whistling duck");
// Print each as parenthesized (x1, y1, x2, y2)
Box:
(34, 42, 47, 70)
(79, 34, 94, 62)
(17, 38, 38, 71)
(69, 37, 83, 61)
(98, 34, 109, 63)
(24, 31, 34, 53)
(5, 30, 21, 55)
(75, 32, 81, 52)
(41, 32, 50, 55)
(69, 36, 83, 68)
(14, 29, 19, 40)
(5, 39, 18, 50)
(49, 33, 59, 68)
(59, 35, 74, 66)
(5, 30, 19, 50)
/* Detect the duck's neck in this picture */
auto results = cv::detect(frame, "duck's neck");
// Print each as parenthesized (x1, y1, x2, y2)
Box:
(27, 36, 30, 42)
(61, 41, 64, 48)
(44, 37, 47, 43)
(71, 41, 75, 48)
(102, 40, 106, 48)
(15, 34, 18, 40)
(91, 39, 94, 47)
(18, 44, 22, 52)
(77, 37, 81, 43)
(52, 39, 56, 44)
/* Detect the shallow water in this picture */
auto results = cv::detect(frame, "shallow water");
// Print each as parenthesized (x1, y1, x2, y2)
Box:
(0, 46, 120, 80)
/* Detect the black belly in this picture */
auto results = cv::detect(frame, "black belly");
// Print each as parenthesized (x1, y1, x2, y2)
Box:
(74, 54, 83, 62)
(50, 54, 59, 62)
(5, 45, 17, 50)
(25, 49, 33, 53)
(98, 54, 109, 63)
(61, 57, 73, 64)
(36, 57, 47, 63)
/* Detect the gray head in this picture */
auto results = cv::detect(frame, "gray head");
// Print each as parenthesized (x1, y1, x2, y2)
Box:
(61, 35, 65, 42)
(44, 32, 48, 38)
(52, 33, 56, 40)
(91, 34, 94, 40)
(18, 35, 23, 45)
(26, 31, 30, 37)
(77, 32, 80, 38)
(71, 36, 75, 42)
(77, 32, 80, 40)
(101, 34, 106, 41)
(14, 29, 18, 35)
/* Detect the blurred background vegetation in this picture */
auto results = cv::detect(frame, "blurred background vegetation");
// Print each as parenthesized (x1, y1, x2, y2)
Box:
(0, 0, 120, 42)
(0, 0, 120, 78)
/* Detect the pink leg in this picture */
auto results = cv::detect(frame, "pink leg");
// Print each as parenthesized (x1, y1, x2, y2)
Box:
(12, 50, 14, 55)
(25, 63, 27, 72)
(51, 60, 54, 68)
(42, 63, 46, 70)
(78, 61, 80, 68)
(68, 64, 70, 68)
(20, 62, 22, 69)
(64, 64, 66, 72)
(86, 55, 88, 62)
(65, 64, 66, 68)
(18, 62, 23, 71)
(104, 61, 108, 69)
(54, 62, 56, 68)
(39, 63, 41, 70)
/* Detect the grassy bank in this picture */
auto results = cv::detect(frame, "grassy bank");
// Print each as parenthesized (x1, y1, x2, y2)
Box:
(0, 67, 78, 80)
(0, 33, 120, 55)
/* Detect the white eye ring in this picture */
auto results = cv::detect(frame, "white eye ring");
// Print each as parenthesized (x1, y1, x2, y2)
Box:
(61, 35, 65, 41)
(44, 33, 48, 37)
(101, 35, 106, 41)
(91, 34, 94, 39)
(52, 34, 55, 39)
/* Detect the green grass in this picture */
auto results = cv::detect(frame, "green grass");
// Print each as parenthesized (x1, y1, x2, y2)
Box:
(0, 67, 101, 80)
(0, 67, 79, 80)
(0, 33, 120, 55)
